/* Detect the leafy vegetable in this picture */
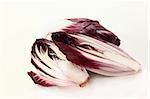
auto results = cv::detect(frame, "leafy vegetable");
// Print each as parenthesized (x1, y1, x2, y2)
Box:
(28, 39, 89, 87)
(28, 18, 141, 87)
(51, 32, 141, 76)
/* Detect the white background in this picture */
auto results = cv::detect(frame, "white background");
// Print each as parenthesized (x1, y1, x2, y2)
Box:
(0, 0, 149, 99)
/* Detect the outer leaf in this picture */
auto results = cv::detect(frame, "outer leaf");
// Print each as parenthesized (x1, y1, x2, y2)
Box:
(62, 18, 120, 46)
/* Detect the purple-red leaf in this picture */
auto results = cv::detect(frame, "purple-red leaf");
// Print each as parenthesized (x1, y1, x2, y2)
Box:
(62, 18, 120, 46)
